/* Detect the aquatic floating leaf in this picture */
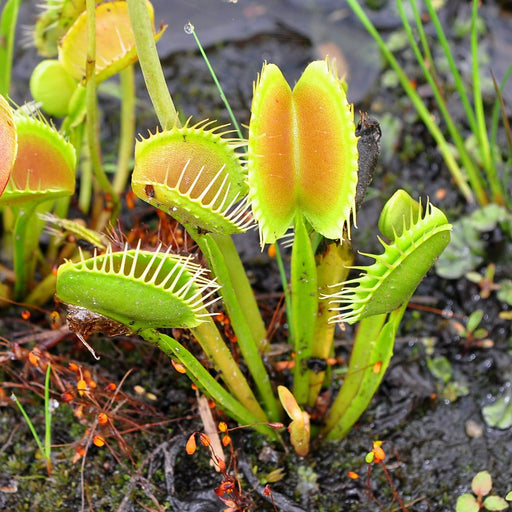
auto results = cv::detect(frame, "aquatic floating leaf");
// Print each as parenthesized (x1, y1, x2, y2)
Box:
(482, 385, 512, 430)
(435, 204, 511, 279)
(248, 59, 359, 244)
(59, 0, 165, 82)
(56, 243, 221, 331)
(132, 119, 251, 234)
(327, 190, 451, 324)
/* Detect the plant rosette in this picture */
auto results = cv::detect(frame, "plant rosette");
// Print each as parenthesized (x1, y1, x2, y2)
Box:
(456, 471, 510, 512)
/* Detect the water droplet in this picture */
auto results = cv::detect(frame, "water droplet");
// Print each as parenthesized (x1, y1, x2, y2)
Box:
(184, 22, 194, 35)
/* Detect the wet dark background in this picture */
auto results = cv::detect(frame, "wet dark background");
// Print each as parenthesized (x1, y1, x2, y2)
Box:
(3, 0, 512, 510)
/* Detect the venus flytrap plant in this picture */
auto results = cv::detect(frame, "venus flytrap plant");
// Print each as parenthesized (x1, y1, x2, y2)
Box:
(126, 13, 279, 421)
(47, 3, 452, 453)
(56, 243, 221, 331)
(0, 0, 164, 305)
(126, 9, 280, 420)
(248, 60, 359, 405)
(320, 191, 451, 439)
(55, 241, 268, 426)
(0, 104, 76, 300)
(248, 61, 358, 244)
(32, 0, 165, 222)
(328, 190, 452, 323)
(32, 0, 86, 58)
(132, 119, 251, 234)
(129, 10, 268, 336)
(131, 119, 281, 421)
(56, 242, 275, 436)
(59, 0, 162, 83)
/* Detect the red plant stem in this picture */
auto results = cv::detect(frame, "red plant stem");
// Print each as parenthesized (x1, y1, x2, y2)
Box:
(378, 461, 409, 512)
(366, 462, 387, 512)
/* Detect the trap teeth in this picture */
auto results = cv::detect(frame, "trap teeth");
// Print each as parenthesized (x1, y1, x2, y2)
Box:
(132, 119, 249, 234)
(56, 243, 221, 331)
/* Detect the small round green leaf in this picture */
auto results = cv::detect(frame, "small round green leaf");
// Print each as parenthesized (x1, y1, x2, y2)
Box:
(30, 60, 77, 117)
(483, 496, 509, 511)
(482, 388, 512, 429)
(472, 471, 492, 497)
(456, 494, 479, 512)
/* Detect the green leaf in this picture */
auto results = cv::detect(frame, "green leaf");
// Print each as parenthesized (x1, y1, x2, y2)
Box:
(482, 386, 512, 429)
(456, 493, 479, 512)
(322, 304, 406, 439)
(426, 355, 452, 384)
(328, 192, 451, 324)
(291, 214, 318, 404)
(435, 218, 485, 279)
(436, 205, 512, 279)
(378, 188, 421, 239)
(56, 243, 220, 331)
(0, 0, 21, 95)
(247, 60, 358, 244)
(132, 119, 250, 234)
(473, 471, 492, 497)
(483, 496, 509, 511)
(33, 0, 85, 57)
(470, 204, 509, 231)
(59, 0, 165, 82)
(467, 310, 484, 333)
(497, 280, 512, 306)
(0, 113, 76, 206)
